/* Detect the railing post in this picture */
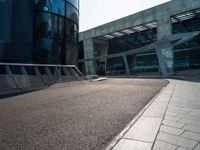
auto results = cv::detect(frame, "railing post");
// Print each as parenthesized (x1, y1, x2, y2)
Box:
(5, 65, 12, 75)
(34, 66, 41, 76)
(20, 66, 28, 75)
(45, 67, 52, 76)
(63, 67, 70, 76)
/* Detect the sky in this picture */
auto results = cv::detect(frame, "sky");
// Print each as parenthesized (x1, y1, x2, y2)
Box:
(79, 0, 171, 32)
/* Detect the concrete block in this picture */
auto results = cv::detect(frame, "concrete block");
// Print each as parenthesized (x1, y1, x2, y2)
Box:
(178, 118, 200, 127)
(14, 75, 44, 88)
(0, 76, 17, 89)
(157, 132, 198, 149)
(124, 116, 162, 143)
(113, 139, 152, 150)
(62, 76, 78, 82)
(162, 120, 185, 128)
(183, 125, 200, 134)
(164, 115, 181, 122)
(42, 76, 64, 85)
(181, 131, 200, 141)
(160, 125, 185, 136)
(143, 102, 168, 118)
(153, 140, 177, 150)
(194, 143, 200, 150)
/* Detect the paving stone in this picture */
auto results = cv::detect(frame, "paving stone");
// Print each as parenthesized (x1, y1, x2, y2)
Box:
(166, 111, 178, 117)
(177, 114, 200, 121)
(194, 143, 200, 150)
(164, 115, 181, 122)
(181, 131, 200, 141)
(178, 118, 200, 127)
(157, 132, 198, 149)
(124, 117, 162, 143)
(160, 125, 185, 136)
(153, 140, 177, 150)
(189, 111, 200, 117)
(155, 93, 171, 103)
(167, 108, 190, 115)
(176, 147, 188, 150)
(113, 139, 152, 150)
(183, 125, 200, 134)
(143, 102, 168, 118)
(162, 120, 186, 128)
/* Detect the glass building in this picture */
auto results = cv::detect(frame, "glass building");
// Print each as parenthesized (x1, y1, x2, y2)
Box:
(0, 0, 79, 65)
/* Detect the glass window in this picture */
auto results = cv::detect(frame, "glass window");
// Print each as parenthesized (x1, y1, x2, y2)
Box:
(35, 0, 65, 16)
(66, 3, 78, 23)
(35, 0, 49, 11)
(35, 12, 52, 38)
(35, 12, 64, 39)
(35, 38, 62, 64)
(51, 0, 65, 16)
(67, 0, 79, 9)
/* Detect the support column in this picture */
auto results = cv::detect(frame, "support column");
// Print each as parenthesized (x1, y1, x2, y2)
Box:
(83, 38, 96, 75)
(157, 15, 174, 74)
(123, 55, 130, 77)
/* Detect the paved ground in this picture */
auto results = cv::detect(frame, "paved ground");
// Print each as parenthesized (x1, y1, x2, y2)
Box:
(0, 78, 168, 150)
(112, 79, 200, 150)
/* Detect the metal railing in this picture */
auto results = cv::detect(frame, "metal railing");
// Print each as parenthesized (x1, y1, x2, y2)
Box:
(0, 63, 84, 77)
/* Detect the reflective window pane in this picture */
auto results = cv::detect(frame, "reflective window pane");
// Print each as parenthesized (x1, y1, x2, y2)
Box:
(66, 3, 78, 23)
(67, 0, 79, 8)
(51, 0, 65, 16)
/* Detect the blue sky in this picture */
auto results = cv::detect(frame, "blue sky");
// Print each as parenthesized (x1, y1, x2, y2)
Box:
(79, 0, 171, 32)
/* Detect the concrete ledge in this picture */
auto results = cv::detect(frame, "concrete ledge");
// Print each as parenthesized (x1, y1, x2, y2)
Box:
(42, 76, 64, 85)
(0, 76, 17, 89)
(14, 75, 45, 88)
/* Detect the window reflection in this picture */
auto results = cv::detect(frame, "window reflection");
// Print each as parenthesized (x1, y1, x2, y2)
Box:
(66, 3, 78, 23)
(34, 0, 79, 64)
(67, 0, 79, 8)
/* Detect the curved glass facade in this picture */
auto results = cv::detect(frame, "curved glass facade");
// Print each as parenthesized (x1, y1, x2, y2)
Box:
(34, 0, 79, 64)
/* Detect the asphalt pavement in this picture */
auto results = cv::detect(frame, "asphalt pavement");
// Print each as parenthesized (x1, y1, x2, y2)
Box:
(0, 78, 168, 150)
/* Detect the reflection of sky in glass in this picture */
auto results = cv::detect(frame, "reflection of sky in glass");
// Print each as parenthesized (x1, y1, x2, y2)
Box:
(51, 0, 65, 16)
(67, 0, 79, 8)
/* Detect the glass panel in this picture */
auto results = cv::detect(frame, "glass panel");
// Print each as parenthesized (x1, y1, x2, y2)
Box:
(35, 38, 62, 64)
(35, 0, 65, 16)
(65, 19, 78, 43)
(35, 0, 49, 11)
(51, 0, 65, 16)
(67, 0, 79, 8)
(35, 12, 64, 39)
(66, 3, 78, 23)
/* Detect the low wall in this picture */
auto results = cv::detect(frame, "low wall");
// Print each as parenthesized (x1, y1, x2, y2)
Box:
(0, 75, 86, 98)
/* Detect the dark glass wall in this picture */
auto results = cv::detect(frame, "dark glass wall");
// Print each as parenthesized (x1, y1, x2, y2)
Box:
(0, 0, 34, 63)
(34, 0, 79, 65)
(172, 10, 200, 71)
(107, 28, 158, 75)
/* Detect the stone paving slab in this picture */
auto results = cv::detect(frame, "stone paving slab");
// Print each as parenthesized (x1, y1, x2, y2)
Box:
(109, 79, 200, 150)
(124, 116, 162, 142)
(153, 140, 177, 150)
(113, 139, 152, 150)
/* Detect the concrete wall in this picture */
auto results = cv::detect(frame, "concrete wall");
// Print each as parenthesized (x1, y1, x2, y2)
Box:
(0, 75, 85, 97)
(79, 0, 200, 75)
